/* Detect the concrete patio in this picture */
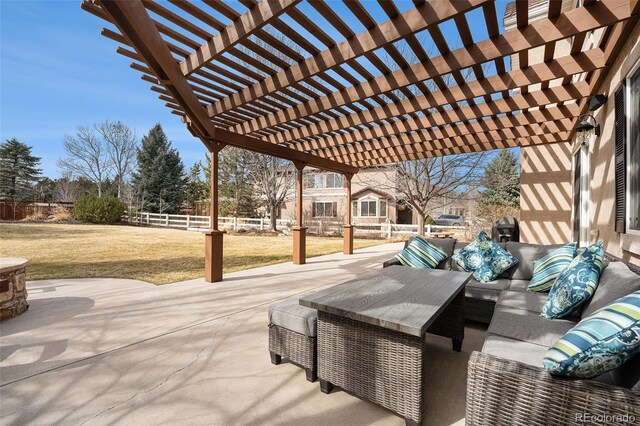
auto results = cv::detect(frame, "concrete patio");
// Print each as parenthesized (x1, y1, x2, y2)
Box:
(0, 242, 485, 425)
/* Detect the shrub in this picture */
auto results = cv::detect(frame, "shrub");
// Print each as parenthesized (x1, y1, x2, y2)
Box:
(74, 195, 124, 224)
(21, 212, 47, 222)
(49, 206, 73, 222)
(424, 215, 436, 225)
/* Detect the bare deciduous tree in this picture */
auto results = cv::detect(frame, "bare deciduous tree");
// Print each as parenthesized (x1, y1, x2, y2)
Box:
(364, 154, 488, 234)
(96, 120, 137, 198)
(58, 125, 111, 197)
(247, 154, 294, 231)
(53, 173, 82, 202)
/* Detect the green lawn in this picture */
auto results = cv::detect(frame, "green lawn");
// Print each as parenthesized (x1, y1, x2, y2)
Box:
(0, 223, 391, 284)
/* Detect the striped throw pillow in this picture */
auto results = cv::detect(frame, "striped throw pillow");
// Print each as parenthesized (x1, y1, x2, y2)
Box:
(528, 243, 577, 292)
(395, 236, 448, 269)
(541, 241, 605, 319)
(543, 290, 640, 379)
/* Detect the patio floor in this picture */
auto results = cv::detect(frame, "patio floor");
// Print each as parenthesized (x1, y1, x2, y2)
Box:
(1, 242, 486, 425)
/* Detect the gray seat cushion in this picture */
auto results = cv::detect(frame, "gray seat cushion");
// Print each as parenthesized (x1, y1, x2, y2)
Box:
(497, 290, 548, 313)
(482, 334, 548, 367)
(268, 297, 317, 337)
(503, 242, 541, 280)
(581, 262, 640, 318)
(464, 278, 510, 302)
(508, 279, 530, 293)
(487, 305, 577, 347)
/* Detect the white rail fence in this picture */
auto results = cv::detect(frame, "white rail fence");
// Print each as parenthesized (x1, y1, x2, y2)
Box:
(124, 211, 465, 238)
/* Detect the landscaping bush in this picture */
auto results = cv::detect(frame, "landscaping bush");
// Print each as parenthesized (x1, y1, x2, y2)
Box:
(424, 215, 436, 225)
(49, 206, 73, 222)
(74, 195, 124, 224)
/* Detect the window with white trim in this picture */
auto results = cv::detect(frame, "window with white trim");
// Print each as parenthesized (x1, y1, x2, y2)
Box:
(304, 173, 343, 189)
(313, 201, 335, 217)
(353, 198, 387, 218)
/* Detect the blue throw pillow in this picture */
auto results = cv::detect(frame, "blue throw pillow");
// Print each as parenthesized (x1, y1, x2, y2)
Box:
(395, 236, 447, 269)
(451, 231, 518, 283)
(541, 241, 605, 319)
(528, 243, 578, 292)
(543, 290, 640, 379)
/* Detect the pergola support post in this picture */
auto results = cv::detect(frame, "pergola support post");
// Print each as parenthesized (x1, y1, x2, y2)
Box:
(343, 173, 354, 255)
(293, 161, 307, 265)
(205, 145, 224, 283)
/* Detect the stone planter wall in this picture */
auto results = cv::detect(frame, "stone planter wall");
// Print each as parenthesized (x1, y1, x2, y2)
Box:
(0, 259, 29, 321)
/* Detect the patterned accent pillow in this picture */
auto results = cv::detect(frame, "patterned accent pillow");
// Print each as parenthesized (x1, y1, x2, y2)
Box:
(541, 241, 605, 319)
(451, 231, 518, 283)
(528, 242, 578, 292)
(395, 236, 448, 269)
(543, 290, 640, 379)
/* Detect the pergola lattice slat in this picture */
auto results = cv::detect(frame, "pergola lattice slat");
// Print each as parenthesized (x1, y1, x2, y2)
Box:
(83, 0, 637, 168)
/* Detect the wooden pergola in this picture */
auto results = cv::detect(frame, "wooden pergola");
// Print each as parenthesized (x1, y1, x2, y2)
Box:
(82, 0, 639, 282)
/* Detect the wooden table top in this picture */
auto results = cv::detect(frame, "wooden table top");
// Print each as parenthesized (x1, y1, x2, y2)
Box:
(300, 266, 471, 337)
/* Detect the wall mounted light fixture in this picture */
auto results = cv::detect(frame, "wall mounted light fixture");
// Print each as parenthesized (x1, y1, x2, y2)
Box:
(588, 94, 607, 111)
(576, 114, 600, 136)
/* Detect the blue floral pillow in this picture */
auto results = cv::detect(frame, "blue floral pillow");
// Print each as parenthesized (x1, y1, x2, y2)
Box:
(541, 241, 605, 319)
(451, 231, 518, 283)
(544, 290, 640, 378)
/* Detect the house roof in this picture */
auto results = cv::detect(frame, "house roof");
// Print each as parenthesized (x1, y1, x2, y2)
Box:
(352, 187, 393, 200)
(82, 0, 638, 172)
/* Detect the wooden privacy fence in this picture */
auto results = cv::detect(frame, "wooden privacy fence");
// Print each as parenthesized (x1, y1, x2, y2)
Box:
(124, 211, 466, 238)
(0, 200, 74, 221)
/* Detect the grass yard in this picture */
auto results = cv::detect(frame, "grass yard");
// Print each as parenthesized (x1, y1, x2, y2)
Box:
(0, 223, 391, 284)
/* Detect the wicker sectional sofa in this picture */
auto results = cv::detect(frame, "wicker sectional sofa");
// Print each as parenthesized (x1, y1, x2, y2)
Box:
(384, 237, 640, 424)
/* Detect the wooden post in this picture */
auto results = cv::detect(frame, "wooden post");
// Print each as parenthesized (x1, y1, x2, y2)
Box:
(204, 145, 225, 283)
(293, 161, 307, 265)
(343, 173, 354, 255)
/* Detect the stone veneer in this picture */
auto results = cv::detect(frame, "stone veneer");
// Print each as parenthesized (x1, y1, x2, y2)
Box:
(0, 258, 29, 321)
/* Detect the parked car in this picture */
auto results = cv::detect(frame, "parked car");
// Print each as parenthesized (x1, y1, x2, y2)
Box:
(434, 214, 465, 226)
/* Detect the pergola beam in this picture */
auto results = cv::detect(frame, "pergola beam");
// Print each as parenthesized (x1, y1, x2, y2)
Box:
(220, 0, 628, 130)
(318, 130, 572, 163)
(230, 41, 603, 136)
(298, 109, 577, 154)
(340, 135, 570, 168)
(206, 0, 484, 116)
(270, 82, 589, 148)
(96, 0, 219, 149)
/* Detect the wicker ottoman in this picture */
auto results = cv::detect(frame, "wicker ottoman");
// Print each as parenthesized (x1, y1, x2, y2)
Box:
(268, 297, 317, 382)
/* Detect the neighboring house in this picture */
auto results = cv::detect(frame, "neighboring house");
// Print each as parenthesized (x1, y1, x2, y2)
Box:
(505, 0, 640, 266)
(279, 167, 478, 225)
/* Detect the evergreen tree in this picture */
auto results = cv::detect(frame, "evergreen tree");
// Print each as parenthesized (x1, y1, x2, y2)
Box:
(203, 147, 260, 217)
(0, 139, 42, 219)
(478, 149, 520, 209)
(131, 124, 186, 213)
(184, 162, 207, 211)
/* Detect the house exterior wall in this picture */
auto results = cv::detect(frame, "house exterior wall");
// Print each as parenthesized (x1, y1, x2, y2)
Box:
(585, 22, 640, 265)
(507, 2, 640, 266)
(279, 167, 477, 225)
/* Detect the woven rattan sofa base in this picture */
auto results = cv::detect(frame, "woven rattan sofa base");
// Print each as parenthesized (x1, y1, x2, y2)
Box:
(317, 311, 426, 426)
(466, 351, 640, 426)
(268, 324, 317, 382)
(464, 298, 495, 324)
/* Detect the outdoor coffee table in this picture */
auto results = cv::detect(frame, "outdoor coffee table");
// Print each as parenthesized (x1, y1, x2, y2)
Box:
(300, 266, 471, 426)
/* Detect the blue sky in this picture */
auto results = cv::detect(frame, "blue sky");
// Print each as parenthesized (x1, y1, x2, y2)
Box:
(1, 0, 511, 178)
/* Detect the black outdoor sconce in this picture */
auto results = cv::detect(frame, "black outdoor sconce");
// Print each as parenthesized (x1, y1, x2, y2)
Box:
(576, 114, 600, 137)
(574, 94, 607, 143)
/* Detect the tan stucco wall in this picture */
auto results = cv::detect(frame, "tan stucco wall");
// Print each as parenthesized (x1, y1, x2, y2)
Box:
(586, 22, 640, 265)
(520, 143, 573, 244)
